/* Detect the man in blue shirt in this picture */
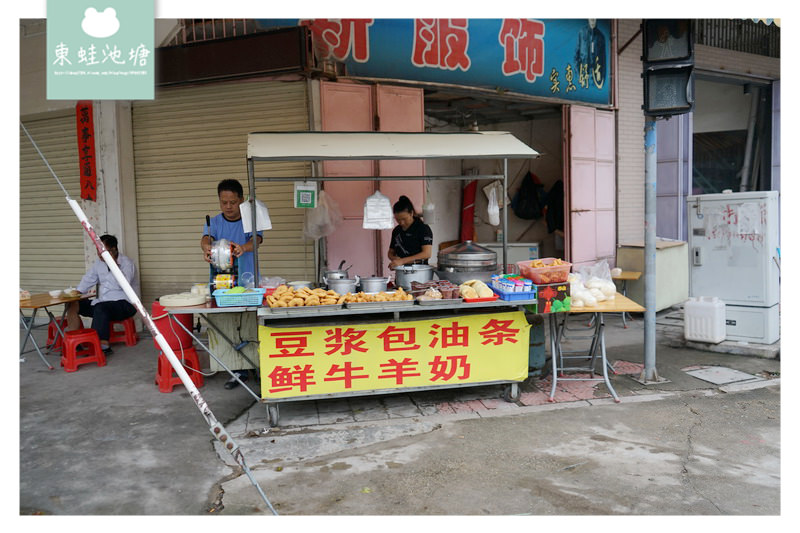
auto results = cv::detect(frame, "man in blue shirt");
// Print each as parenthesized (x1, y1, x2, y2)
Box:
(201, 179, 262, 284)
(200, 178, 262, 389)
(65, 234, 139, 355)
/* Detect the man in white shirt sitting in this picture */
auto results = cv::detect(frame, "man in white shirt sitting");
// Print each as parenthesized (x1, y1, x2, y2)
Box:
(65, 234, 139, 355)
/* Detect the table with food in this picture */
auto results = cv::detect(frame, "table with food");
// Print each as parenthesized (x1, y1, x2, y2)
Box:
(19, 287, 85, 370)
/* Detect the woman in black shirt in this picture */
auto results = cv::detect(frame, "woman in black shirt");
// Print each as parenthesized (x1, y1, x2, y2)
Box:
(388, 195, 433, 268)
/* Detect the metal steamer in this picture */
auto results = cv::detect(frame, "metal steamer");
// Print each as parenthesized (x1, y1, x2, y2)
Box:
(436, 240, 498, 284)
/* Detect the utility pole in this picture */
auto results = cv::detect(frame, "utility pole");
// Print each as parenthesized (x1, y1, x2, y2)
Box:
(640, 19, 695, 382)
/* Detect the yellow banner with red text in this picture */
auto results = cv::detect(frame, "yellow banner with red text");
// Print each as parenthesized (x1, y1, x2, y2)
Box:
(259, 311, 530, 399)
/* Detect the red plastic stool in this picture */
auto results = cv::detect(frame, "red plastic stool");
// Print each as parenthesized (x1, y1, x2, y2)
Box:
(61, 329, 106, 372)
(155, 347, 204, 393)
(109, 317, 138, 346)
(47, 317, 68, 352)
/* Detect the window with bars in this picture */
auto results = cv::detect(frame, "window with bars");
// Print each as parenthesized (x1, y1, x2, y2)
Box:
(695, 19, 780, 58)
(164, 19, 260, 46)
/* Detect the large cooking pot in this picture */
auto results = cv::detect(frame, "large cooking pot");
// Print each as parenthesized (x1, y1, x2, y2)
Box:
(393, 264, 434, 289)
(435, 240, 497, 284)
(326, 276, 359, 294)
(359, 276, 389, 293)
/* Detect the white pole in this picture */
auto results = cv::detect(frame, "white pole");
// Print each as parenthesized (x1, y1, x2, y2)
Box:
(23, 122, 277, 514)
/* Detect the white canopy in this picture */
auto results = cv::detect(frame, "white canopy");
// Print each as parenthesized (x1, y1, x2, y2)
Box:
(247, 131, 539, 161)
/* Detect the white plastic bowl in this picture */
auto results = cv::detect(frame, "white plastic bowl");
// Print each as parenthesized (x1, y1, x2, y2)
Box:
(48, 290, 62, 298)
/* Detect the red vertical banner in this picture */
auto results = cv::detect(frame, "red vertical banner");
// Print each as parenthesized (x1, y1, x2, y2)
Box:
(75, 101, 97, 201)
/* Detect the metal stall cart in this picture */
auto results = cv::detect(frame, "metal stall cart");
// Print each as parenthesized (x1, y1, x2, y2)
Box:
(245, 131, 545, 426)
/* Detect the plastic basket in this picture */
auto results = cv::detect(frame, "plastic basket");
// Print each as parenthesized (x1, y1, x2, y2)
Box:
(490, 285, 537, 301)
(212, 288, 266, 307)
(516, 258, 572, 284)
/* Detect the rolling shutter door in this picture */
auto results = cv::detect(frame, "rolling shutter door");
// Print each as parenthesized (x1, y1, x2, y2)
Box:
(131, 80, 311, 306)
(19, 112, 86, 316)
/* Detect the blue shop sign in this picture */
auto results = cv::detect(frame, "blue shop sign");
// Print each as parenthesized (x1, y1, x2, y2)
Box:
(257, 18, 611, 105)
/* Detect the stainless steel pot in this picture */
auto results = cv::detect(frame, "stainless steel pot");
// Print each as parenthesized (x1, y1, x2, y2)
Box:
(326, 276, 359, 294)
(393, 264, 434, 289)
(359, 276, 389, 293)
(323, 270, 349, 282)
(323, 260, 352, 282)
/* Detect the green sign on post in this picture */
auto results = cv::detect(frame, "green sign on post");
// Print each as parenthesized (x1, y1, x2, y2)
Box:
(294, 182, 318, 209)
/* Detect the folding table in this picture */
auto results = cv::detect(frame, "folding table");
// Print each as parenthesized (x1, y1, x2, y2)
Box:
(19, 293, 88, 370)
(547, 293, 645, 403)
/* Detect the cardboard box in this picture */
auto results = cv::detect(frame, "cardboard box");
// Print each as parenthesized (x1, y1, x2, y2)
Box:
(535, 282, 570, 313)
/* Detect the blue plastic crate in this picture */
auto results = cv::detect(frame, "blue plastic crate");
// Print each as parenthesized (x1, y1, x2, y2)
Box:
(212, 287, 266, 307)
(490, 285, 537, 301)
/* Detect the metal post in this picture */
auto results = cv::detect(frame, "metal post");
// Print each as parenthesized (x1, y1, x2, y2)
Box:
(739, 85, 759, 192)
(642, 119, 659, 382)
(248, 158, 259, 280)
(502, 159, 508, 272)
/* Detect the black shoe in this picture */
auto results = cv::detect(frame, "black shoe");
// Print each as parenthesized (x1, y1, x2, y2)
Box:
(102, 346, 113, 356)
(224, 370, 248, 390)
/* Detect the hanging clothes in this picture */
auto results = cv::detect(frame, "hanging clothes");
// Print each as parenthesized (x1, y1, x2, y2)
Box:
(545, 179, 564, 233)
(460, 180, 477, 242)
(510, 172, 547, 220)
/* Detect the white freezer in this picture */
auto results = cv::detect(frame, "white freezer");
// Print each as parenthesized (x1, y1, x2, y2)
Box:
(687, 191, 779, 307)
(686, 190, 780, 344)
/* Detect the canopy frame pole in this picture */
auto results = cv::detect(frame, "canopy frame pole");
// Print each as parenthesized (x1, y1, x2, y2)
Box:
(248, 158, 259, 282)
(502, 159, 509, 271)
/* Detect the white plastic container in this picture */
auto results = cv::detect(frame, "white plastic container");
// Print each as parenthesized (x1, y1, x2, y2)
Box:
(684, 296, 726, 343)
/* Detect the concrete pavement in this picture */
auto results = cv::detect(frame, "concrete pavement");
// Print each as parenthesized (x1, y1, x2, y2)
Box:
(17, 309, 781, 516)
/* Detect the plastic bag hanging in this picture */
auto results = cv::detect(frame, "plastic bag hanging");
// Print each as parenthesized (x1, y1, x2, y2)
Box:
(421, 181, 436, 223)
(304, 190, 344, 240)
(362, 190, 394, 229)
(240, 198, 272, 232)
(487, 186, 500, 226)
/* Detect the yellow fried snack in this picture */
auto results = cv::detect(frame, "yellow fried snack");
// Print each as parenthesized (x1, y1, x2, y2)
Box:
(305, 296, 320, 306)
(273, 285, 289, 296)
(288, 297, 304, 307)
(274, 299, 288, 307)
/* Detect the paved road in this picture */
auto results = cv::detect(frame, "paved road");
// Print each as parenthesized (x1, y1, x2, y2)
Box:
(218, 384, 780, 515)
